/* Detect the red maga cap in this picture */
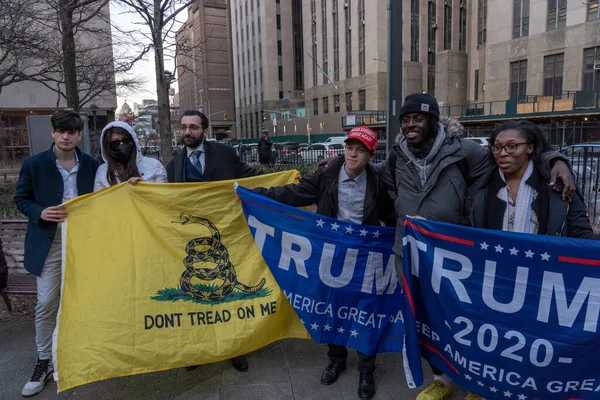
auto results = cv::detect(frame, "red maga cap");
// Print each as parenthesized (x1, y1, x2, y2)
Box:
(345, 126, 378, 151)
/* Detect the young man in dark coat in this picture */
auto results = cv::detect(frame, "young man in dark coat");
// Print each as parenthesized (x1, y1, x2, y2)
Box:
(166, 110, 264, 373)
(14, 110, 99, 397)
(253, 126, 395, 400)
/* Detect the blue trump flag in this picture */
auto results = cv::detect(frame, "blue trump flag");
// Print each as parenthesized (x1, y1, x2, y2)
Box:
(237, 186, 409, 357)
(402, 217, 600, 400)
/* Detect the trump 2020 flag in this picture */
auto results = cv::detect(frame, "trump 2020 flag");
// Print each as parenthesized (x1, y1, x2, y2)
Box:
(236, 186, 407, 355)
(402, 217, 600, 400)
(54, 172, 309, 392)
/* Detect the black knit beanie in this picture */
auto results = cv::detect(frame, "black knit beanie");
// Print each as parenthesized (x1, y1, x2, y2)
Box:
(398, 93, 440, 120)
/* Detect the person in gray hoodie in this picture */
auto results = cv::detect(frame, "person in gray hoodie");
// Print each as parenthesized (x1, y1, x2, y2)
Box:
(375, 93, 575, 400)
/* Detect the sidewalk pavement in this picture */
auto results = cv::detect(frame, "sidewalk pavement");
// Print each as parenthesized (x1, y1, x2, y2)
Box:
(0, 314, 470, 400)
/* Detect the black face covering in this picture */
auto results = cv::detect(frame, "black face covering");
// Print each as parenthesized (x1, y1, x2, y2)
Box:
(114, 143, 135, 163)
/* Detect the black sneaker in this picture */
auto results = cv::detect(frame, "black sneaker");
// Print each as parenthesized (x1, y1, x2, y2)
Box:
(22, 358, 53, 398)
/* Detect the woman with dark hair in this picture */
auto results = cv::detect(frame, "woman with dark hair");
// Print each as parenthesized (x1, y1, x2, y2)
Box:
(94, 121, 167, 190)
(471, 120, 599, 239)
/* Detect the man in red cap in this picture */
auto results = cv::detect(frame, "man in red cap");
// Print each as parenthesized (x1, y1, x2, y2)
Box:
(251, 126, 395, 400)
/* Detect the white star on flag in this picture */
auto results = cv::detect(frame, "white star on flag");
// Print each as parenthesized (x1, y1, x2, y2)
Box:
(517, 395, 527, 400)
(316, 218, 325, 228)
(331, 222, 340, 231)
(495, 244, 504, 253)
(350, 329, 359, 337)
(477, 381, 485, 387)
(464, 375, 472, 381)
(490, 387, 498, 393)
(300, 319, 305, 325)
(525, 250, 534, 258)
(337, 327, 345, 334)
(541, 252, 551, 261)
(373, 230, 381, 239)
(345, 226, 354, 234)
(359, 229, 368, 237)
(503, 390, 513, 397)
(509, 247, 519, 256)
(480, 242, 489, 250)
(323, 324, 331, 331)
(311, 322, 319, 330)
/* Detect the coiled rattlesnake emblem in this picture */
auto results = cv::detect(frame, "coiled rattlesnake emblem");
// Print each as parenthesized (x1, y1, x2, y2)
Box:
(176, 213, 266, 302)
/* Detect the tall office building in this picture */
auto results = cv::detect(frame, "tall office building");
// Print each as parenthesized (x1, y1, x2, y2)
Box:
(176, 0, 236, 139)
(306, 0, 600, 135)
(230, 0, 305, 139)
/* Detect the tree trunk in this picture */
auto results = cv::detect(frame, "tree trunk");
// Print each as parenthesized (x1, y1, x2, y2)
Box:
(59, 0, 80, 111)
(153, 29, 173, 164)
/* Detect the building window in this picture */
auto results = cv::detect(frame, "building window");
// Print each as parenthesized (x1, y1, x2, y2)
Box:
(588, 0, 599, 21)
(427, 0, 437, 95)
(513, 0, 530, 39)
(311, 0, 318, 87)
(292, 0, 304, 90)
(276, 14, 281, 30)
(345, 92, 353, 112)
(548, 0, 567, 30)
(510, 60, 527, 101)
(478, 0, 487, 46)
(543, 54, 564, 97)
(333, 0, 340, 82)
(444, 2, 452, 50)
(334, 94, 340, 112)
(358, 90, 366, 111)
(279, 91, 284, 99)
(278, 40, 282, 56)
(411, 0, 419, 62)
(358, 0, 366, 75)
(583, 47, 600, 92)
(278, 66, 283, 81)
(313, 98, 319, 115)
(459, 3, 467, 51)
(474, 70, 479, 101)
(345, 1, 352, 79)
(323, 96, 329, 114)
(322, 0, 328, 84)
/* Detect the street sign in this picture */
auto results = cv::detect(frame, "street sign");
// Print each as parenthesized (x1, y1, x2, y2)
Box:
(270, 113, 277, 121)
(296, 108, 306, 118)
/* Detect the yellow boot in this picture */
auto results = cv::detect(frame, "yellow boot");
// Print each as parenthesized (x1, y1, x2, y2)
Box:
(416, 381, 452, 400)
(465, 393, 485, 400)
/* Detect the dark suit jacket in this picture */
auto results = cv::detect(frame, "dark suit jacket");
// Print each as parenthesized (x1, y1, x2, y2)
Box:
(166, 141, 264, 183)
(14, 145, 99, 276)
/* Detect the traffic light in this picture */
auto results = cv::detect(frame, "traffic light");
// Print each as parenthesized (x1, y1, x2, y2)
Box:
(262, 112, 266, 120)
(223, 113, 227, 120)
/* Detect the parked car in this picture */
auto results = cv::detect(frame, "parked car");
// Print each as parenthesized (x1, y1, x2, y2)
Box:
(299, 143, 310, 152)
(463, 136, 489, 147)
(324, 136, 347, 145)
(302, 143, 344, 164)
(273, 142, 302, 164)
(559, 143, 600, 193)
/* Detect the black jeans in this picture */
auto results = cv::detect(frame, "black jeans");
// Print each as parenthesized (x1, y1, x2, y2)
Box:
(430, 363, 443, 375)
(327, 344, 376, 374)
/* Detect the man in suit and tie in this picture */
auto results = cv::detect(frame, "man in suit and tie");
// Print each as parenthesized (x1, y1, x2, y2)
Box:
(166, 110, 264, 372)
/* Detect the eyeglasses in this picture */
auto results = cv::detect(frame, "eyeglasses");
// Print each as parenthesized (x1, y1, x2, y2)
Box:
(180, 124, 202, 132)
(491, 143, 530, 154)
(110, 138, 133, 149)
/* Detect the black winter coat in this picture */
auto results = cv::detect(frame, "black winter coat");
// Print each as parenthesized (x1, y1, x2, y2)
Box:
(254, 156, 395, 226)
(471, 168, 600, 240)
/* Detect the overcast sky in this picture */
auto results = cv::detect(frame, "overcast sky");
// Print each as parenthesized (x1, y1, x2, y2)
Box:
(110, 3, 184, 110)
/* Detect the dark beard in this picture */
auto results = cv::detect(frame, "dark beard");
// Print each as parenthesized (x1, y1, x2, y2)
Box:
(183, 135, 204, 148)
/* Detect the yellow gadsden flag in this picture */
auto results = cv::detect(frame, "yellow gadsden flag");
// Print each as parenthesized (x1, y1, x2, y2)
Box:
(55, 171, 309, 392)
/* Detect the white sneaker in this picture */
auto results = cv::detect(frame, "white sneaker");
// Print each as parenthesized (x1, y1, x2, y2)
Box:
(22, 358, 53, 397)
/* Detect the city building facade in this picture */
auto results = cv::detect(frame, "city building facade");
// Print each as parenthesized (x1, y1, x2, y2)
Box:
(176, 0, 236, 140)
(230, 0, 305, 139)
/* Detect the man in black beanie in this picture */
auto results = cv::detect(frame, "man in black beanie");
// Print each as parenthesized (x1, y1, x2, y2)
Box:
(375, 93, 575, 400)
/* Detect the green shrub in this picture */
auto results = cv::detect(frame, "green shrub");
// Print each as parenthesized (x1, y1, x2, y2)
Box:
(0, 181, 23, 219)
